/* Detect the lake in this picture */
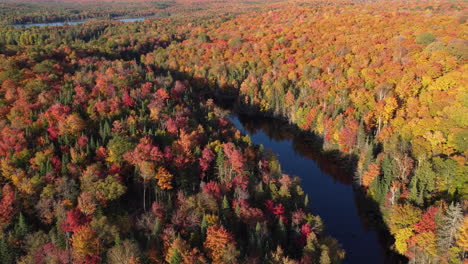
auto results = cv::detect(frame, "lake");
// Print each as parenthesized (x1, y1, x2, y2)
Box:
(229, 113, 404, 264)
(12, 17, 147, 28)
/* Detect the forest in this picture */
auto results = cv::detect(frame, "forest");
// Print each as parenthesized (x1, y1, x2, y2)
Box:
(0, 0, 466, 263)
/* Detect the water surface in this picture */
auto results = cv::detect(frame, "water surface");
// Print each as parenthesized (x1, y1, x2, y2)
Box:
(12, 17, 147, 28)
(229, 113, 388, 264)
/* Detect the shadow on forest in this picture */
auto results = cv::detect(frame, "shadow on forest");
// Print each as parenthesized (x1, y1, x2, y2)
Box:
(152, 66, 408, 264)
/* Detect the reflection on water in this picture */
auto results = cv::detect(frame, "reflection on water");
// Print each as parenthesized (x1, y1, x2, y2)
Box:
(11, 17, 147, 28)
(230, 112, 404, 264)
(12, 21, 85, 28)
(235, 113, 354, 185)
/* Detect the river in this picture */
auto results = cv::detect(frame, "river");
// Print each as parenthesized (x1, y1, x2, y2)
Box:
(229, 113, 401, 264)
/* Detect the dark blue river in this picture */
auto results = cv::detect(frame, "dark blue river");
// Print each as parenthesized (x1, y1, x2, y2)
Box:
(229, 113, 390, 264)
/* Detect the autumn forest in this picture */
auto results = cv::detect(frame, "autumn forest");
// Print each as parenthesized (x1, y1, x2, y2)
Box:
(0, 0, 466, 263)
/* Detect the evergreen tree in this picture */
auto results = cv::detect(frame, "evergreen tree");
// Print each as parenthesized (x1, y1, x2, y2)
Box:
(170, 248, 182, 264)
(201, 214, 208, 235)
(13, 213, 29, 238)
(0, 238, 13, 264)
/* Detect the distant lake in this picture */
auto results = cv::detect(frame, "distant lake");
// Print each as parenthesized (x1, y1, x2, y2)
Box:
(12, 17, 147, 28)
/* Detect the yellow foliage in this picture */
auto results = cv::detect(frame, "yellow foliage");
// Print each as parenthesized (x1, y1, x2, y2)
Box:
(456, 216, 468, 250)
(412, 231, 438, 256)
(58, 114, 86, 137)
(394, 227, 413, 254)
(71, 225, 100, 262)
(389, 204, 422, 233)
(206, 214, 219, 226)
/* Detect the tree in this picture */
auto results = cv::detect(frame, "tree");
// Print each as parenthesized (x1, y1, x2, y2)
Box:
(107, 136, 133, 164)
(14, 212, 29, 238)
(389, 204, 422, 230)
(416, 32, 436, 45)
(394, 153, 414, 182)
(414, 206, 439, 234)
(438, 203, 464, 251)
(0, 184, 15, 230)
(223, 143, 245, 176)
(107, 240, 141, 264)
(78, 192, 97, 216)
(394, 227, 414, 254)
(58, 114, 86, 137)
(362, 163, 380, 187)
(60, 209, 90, 233)
(456, 216, 468, 251)
(71, 225, 100, 263)
(319, 245, 331, 264)
(138, 161, 155, 211)
(204, 225, 238, 264)
(95, 175, 126, 201)
(409, 161, 435, 205)
(155, 166, 173, 190)
(169, 249, 182, 264)
(0, 237, 13, 264)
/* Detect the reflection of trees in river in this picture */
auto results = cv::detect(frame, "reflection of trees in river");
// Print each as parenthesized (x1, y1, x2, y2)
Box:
(236, 113, 354, 185)
(235, 112, 407, 263)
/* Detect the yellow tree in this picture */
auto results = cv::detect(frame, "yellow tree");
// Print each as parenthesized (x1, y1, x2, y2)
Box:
(71, 225, 100, 263)
(456, 216, 468, 251)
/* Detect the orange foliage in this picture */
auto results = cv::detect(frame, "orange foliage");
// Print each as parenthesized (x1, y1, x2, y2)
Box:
(204, 225, 236, 264)
(155, 166, 173, 190)
(362, 163, 380, 187)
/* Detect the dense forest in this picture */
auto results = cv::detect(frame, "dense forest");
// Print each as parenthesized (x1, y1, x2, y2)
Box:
(0, 0, 467, 263)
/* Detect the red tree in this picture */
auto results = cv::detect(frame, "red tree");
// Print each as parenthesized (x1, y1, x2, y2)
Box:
(0, 184, 15, 227)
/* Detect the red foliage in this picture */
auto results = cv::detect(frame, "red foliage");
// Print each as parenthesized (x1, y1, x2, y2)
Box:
(151, 201, 165, 219)
(60, 209, 91, 233)
(34, 243, 71, 264)
(0, 184, 15, 226)
(172, 81, 187, 101)
(292, 209, 306, 226)
(77, 136, 88, 148)
(232, 175, 248, 190)
(43, 104, 70, 127)
(108, 164, 121, 176)
(47, 126, 59, 140)
(74, 85, 88, 104)
(51, 156, 62, 173)
(199, 146, 215, 178)
(0, 127, 26, 157)
(165, 118, 178, 135)
(233, 200, 264, 226)
(264, 200, 287, 223)
(95, 146, 107, 161)
(338, 118, 359, 153)
(414, 206, 439, 233)
(223, 143, 245, 174)
(156, 88, 170, 101)
(273, 203, 285, 216)
(83, 255, 102, 264)
(202, 181, 222, 199)
(122, 91, 135, 107)
(163, 146, 174, 163)
(141, 82, 152, 96)
(300, 223, 313, 246)
(123, 137, 162, 165)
